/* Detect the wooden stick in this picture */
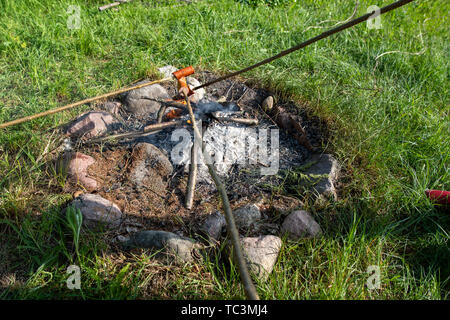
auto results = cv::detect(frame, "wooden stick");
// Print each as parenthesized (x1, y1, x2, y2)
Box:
(86, 120, 183, 143)
(217, 117, 258, 126)
(157, 105, 167, 124)
(185, 138, 198, 209)
(182, 92, 259, 300)
(99, 2, 121, 11)
(99, 0, 132, 11)
(0, 77, 172, 130)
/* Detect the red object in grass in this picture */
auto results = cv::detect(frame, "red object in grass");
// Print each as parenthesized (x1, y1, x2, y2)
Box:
(425, 189, 450, 206)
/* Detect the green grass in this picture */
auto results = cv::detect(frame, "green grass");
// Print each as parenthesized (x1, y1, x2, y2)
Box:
(0, 0, 449, 299)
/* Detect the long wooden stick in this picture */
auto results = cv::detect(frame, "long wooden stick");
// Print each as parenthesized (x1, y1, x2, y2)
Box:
(216, 117, 258, 125)
(86, 120, 183, 144)
(183, 92, 260, 300)
(0, 77, 171, 130)
(185, 138, 198, 209)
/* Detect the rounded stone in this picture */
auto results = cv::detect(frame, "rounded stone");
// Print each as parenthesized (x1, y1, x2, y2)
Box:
(281, 210, 322, 239)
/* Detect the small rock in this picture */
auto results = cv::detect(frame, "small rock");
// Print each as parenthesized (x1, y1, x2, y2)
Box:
(302, 154, 340, 200)
(66, 111, 119, 139)
(65, 152, 97, 191)
(262, 96, 274, 111)
(200, 211, 227, 241)
(281, 210, 322, 239)
(68, 194, 123, 229)
(238, 235, 282, 280)
(233, 204, 261, 229)
(124, 230, 199, 263)
(129, 143, 173, 188)
(124, 82, 169, 118)
(158, 65, 177, 78)
(102, 101, 121, 115)
(186, 77, 205, 103)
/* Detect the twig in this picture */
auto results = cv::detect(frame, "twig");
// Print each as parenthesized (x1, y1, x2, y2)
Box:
(216, 117, 259, 126)
(182, 92, 259, 300)
(157, 105, 167, 123)
(85, 120, 184, 144)
(303, 1, 359, 32)
(375, 48, 426, 60)
(36, 130, 56, 164)
(236, 87, 249, 105)
(225, 82, 235, 100)
(185, 137, 198, 209)
(99, 0, 132, 11)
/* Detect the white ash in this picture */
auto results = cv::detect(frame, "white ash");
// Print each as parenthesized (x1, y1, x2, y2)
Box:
(131, 97, 307, 185)
(139, 122, 301, 185)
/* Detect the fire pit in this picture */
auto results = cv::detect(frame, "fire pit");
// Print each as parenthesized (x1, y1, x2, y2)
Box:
(57, 66, 337, 281)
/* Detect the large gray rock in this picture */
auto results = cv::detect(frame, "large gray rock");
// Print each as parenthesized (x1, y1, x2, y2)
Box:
(233, 204, 261, 229)
(281, 210, 322, 239)
(239, 235, 282, 280)
(69, 194, 123, 228)
(199, 211, 226, 241)
(124, 82, 169, 118)
(129, 143, 173, 188)
(66, 111, 119, 139)
(158, 65, 177, 78)
(301, 154, 340, 200)
(65, 152, 97, 191)
(124, 230, 199, 263)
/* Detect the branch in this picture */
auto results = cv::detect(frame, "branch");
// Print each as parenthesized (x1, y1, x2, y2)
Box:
(182, 92, 260, 300)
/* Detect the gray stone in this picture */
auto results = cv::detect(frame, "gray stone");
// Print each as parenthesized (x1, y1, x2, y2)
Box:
(124, 82, 169, 118)
(281, 210, 322, 239)
(69, 194, 123, 228)
(239, 235, 282, 280)
(233, 204, 261, 229)
(124, 230, 199, 263)
(200, 211, 226, 241)
(302, 154, 340, 200)
(66, 111, 119, 139)
(158, 65, 177, 78)
(129, 143, 173, 187)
